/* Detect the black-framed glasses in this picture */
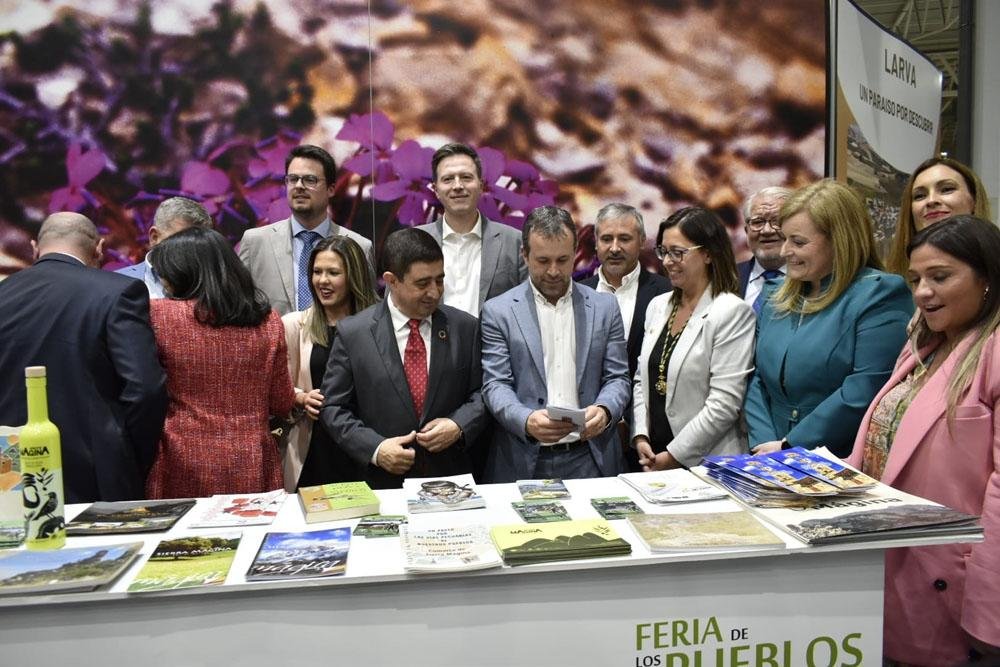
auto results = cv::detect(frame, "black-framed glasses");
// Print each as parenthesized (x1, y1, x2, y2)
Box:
(284, 174, 323, 188)
(747, 216, 782, 232)
(655, 244, 702, 261)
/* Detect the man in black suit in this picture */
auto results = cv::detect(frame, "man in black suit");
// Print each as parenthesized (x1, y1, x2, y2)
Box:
(579, 203, 669, 472)
(738, 187, 791, 311)
(320, 228, 487, 489)
(580, 203, 670, 381)
(0, 213, 167, 503)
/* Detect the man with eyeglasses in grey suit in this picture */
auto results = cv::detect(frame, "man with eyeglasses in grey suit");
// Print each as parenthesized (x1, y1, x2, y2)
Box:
(239, 144, 375, 315)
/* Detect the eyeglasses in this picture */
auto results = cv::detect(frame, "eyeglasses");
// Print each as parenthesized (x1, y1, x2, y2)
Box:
(284, 174, 324, 188)
(747, 216, 782, 233)
(655, 244, 702, 262)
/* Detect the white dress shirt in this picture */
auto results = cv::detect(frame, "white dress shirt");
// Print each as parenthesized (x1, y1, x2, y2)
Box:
(440, 215, 483, 317)
(531, 281, 579, 444)
(141, 257, 166, 299)
(290, 217, 332, 300)
(595, 262, 641, 334)
(742, 260, 786, 307)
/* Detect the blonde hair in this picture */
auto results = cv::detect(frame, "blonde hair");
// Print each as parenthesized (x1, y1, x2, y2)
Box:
(886, 157, 992, 276)
(771, 180, 882, 316)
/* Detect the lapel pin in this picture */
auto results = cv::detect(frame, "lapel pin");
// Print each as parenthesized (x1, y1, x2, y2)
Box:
(438, 329, 448, 341)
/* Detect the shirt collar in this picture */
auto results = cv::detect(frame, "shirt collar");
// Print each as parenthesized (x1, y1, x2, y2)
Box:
(441, 214, 482, 240)
(291, 216, 332, 238)
(597, 262, 641, 291)
(387, 293, 431, 331)
(529, 279, 574, 307)
(749, 259, 785, 282)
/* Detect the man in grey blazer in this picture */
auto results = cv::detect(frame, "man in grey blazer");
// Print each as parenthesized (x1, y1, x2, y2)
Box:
(416, 143, 525, 317)
(319, 228, 487, 489)
(116, 197, 212, 297)
(481, 206, 631, 483)
(238, 144, 374, 315)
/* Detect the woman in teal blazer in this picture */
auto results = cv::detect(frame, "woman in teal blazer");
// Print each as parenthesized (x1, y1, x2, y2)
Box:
(744, 180, 913, 457)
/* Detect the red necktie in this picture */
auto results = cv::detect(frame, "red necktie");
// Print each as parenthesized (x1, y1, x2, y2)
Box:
(404, 318, 427, 417)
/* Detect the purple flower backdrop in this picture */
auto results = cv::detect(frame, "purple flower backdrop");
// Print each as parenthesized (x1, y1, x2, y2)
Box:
(0, 0, 825, 280)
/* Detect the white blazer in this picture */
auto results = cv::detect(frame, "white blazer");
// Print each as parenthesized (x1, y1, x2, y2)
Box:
(280, 309, 315, 491)
(632, 289, 755, 467)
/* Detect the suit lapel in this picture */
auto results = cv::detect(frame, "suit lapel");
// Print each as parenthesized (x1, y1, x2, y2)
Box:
(272, 219, 296, 309)
(512, 283, 547, 383)
(479, 218, 502, 306)
(424, 309, 450, 422)
(371, 302, 418, 422)
(573, 286, 594, 386)
(665, 289, 712, 405)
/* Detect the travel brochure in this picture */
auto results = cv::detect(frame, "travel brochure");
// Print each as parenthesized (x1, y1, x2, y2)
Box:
(491, 519, 632, 566)
(590, 496, 644, 520)
(400, 524, 502, 573)
(618, 469, 727, 504)
(516, 478, 571, 500)
(246, 528, 351, 580)
(404, 474, 486, 513)
(626, 511, 785, 553)
(66, 499, 196, 535)
(0, 542, 143, 595)
(127, 533, 242, 592)
(353, 515, 407, 538)
(511, 501, 571, 523)
(188, 490, 286, 528)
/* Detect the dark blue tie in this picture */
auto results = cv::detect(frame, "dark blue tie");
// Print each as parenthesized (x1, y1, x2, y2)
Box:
(753, 269, 783, 314)
(296, 230, 323, 310)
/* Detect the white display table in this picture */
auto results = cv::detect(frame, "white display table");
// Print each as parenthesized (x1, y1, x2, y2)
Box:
(0, 477, 981, 666)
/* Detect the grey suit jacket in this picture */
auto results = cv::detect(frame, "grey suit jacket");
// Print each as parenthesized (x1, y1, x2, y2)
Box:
(416, 216, 526, 312)
(238, 218, 375, 316)
(480, 281, 631, 482)
(319, 301, 487, 489)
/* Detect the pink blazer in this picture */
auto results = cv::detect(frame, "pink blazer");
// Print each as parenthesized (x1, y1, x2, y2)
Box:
(280, 310, 315, 492)
(847, 333, 1000, 666)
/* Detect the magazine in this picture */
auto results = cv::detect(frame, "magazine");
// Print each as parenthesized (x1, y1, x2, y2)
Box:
(515, 478, 570, 500)
(399, 525, 502, 573)
(0, 542, 143, 595)
(618, 470, 727, 504)
(403, 474, 486, 514)
(67, 499, 197, 535)
(127, 533, 242, 592)
(188, 490, 286, 528)
(626, 511, 785, 552)
(246, 528, 351, 580)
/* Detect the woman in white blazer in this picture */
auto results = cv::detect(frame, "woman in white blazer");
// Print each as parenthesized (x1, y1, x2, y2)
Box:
(632, 207, 755, 469)
(280, 236, 378, 490)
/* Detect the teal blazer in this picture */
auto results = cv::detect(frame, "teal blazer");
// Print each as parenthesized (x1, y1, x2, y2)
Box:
(744, 267, 913, 457)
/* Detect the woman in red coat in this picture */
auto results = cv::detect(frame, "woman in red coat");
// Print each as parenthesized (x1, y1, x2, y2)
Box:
(144, 227, 298, 498)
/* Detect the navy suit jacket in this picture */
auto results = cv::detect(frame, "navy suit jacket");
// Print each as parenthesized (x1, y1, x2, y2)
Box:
(580, 269, 671, 380)
(737, 259, 753, 298)
(319, 301, 487, 489)
(0, 255, 168, 502)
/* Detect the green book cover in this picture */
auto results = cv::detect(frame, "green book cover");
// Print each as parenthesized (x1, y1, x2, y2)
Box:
(127, 533, 241, 592)
(298, 481, 380, 523)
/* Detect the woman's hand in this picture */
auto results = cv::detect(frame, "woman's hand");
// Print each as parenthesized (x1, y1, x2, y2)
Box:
(295, 389, 324, 420)
(634, 437, 656, 469)
(751, 440, 783, 455)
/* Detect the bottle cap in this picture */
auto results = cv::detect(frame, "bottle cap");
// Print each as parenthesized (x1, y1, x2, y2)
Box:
(24, 366, 47, 378)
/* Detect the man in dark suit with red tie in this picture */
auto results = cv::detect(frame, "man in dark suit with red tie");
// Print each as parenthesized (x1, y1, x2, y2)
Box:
(0, 213, 167, 503)
(319, 228, 487, 488)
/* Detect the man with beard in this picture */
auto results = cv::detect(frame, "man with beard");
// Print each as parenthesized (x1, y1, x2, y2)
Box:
(738, 187, 791, 313)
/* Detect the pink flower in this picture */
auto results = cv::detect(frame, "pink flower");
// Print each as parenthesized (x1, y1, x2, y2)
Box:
(373, 140, 435, 226)
(338, 112, 396, 184)
(48, 143, 107, 213)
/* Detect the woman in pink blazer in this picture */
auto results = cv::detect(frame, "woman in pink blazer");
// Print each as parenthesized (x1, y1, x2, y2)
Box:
(848, 215, 1000, 666)
(280, 236, 378, 490)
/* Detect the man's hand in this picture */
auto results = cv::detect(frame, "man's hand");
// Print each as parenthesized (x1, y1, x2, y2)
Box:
(376, 431, 417, 475)
(416, 418, 462, 453)
(526, 410, 577, 444)
(580, 405, 609, 441)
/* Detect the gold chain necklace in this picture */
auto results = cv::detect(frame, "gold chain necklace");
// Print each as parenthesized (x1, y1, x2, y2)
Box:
(654, 302, 687, 396)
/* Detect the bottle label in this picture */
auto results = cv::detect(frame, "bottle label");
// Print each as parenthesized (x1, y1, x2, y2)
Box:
(21, 463, 65, 547)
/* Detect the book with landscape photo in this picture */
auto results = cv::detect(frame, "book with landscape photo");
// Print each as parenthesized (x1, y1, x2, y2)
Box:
(246, 527, 351, 580)
(0, 427, 24, 547)
(298, 481, 379, 523)
(188, 490, 286, 528)
(66, 499, 197, 535)
(404, 474, 486, 514)
(618, 469, 728, 504)
(0, 542, 143, 595)
(590, 496, 644, 520)
(763, 447, 877, 493)
(353, 515, 407, 538)
(511, 500, 570, 523)
(127, 533, 242, 592)
(399, 524, 501, 573)
(626, 511, 785, 553)
(490, 519, 632, 566)
(516, 478, 571, 500)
